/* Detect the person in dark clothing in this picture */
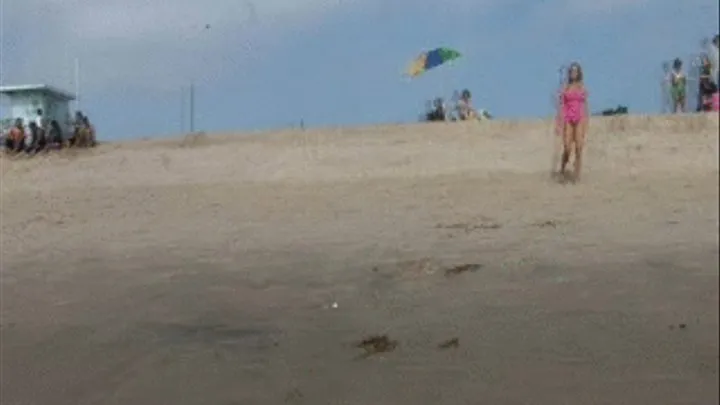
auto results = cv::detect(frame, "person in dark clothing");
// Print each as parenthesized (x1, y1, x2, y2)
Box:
(47, 120, 64, 148)
(27, 121, 47, 153)
(69, 111, 84, 147)
(425, 98, 446, 122)
(711, 35, 719, 85)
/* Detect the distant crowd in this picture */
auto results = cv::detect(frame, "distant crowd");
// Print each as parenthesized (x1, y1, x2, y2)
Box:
(2, 110, 96, 155)
(422, 89, 492, 123)
(666, 34, 720, 113)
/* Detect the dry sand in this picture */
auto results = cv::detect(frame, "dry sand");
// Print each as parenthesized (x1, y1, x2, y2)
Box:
(1, 114, 718, 404)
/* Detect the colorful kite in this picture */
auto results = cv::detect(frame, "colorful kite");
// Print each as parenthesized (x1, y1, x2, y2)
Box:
(406, 47, 462, 78)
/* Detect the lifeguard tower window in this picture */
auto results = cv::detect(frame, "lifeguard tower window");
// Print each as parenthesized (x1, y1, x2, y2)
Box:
(0, 84, 76, 135)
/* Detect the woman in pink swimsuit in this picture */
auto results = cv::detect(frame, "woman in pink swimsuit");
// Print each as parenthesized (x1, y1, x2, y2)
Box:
(558, 62, 589, 182)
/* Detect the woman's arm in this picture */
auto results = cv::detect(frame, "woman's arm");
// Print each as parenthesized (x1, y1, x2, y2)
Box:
(554, 90, 564, 136)
(556, 89, 565, 118)
(582, 89, 590, 133)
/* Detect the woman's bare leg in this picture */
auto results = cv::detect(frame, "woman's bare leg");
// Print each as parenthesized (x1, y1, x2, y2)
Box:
(674, 98, 685, 113)
(573, 123, 586, 181)
(560, 123, 573, 176)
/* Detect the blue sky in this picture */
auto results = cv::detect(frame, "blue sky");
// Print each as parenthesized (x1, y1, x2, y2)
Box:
(1, 0, 718, 140)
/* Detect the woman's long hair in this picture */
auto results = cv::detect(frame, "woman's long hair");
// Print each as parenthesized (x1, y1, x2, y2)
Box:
(567, 62, 584, 85)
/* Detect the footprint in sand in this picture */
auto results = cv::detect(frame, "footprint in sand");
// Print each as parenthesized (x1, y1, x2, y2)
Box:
(531, 219, 567, 229)
(354, 335, 398, 359)
(437, 337, 460, 349)
(444, 264, 483, 277)
(435, 222, 502, 233)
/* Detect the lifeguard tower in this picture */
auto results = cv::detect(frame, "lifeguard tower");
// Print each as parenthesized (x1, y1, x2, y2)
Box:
(0, 84, 76, 134)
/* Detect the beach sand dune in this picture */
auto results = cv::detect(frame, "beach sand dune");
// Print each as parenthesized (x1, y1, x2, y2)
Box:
(1, 115, 718, 404)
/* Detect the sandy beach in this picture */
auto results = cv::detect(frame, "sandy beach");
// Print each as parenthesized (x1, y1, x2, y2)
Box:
(1, 114, 718, 404)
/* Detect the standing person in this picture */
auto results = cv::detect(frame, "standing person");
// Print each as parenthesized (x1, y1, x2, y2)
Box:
(698, 54, 715, 112)
(709, 35, 719, 85)
(669, 58, 687, 113)
(27, 122, 46, 153)
(33, 109, 46, 152)
(47, 120, 64, 148)
(558, 62, 589, 182)
(24, 118, 34, 149)
(35, 109, 45, 130)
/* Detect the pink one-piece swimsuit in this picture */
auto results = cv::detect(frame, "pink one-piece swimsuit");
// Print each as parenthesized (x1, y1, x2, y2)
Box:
(562, 88, 587, 124)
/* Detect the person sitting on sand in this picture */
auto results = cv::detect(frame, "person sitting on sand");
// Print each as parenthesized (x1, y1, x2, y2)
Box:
(69, 111, 84, 146)
(73, 116, 97, 148)
(476, 109, 492, 121)
(85, 117, 97, 146)
(421, 100, 433, 121)
(4, 118, 26, 154)
(669, 58, 687, 113)
(558, 62, 589, 182)
(455, 89, 477, 121)
(426, 98, 447, 122)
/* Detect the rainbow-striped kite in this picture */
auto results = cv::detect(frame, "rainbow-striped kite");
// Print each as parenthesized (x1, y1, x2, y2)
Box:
(406, 47, 462, 78)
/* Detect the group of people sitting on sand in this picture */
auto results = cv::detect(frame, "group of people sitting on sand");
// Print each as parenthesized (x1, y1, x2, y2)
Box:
(423, 89, 493, 122)
(2, 110, 96, 155)
(666, 34, 720, 113)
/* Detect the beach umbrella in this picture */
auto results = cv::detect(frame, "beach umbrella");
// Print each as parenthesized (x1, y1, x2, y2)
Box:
(406, 47, 462, 78)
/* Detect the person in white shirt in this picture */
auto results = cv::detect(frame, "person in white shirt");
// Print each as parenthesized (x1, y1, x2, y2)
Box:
(35, 109, 45, 129)
(710, 35, 719, 85)
(24, 118, 34, 147)
(34, 109, 48, 148)
(455, 89, 477, 120)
